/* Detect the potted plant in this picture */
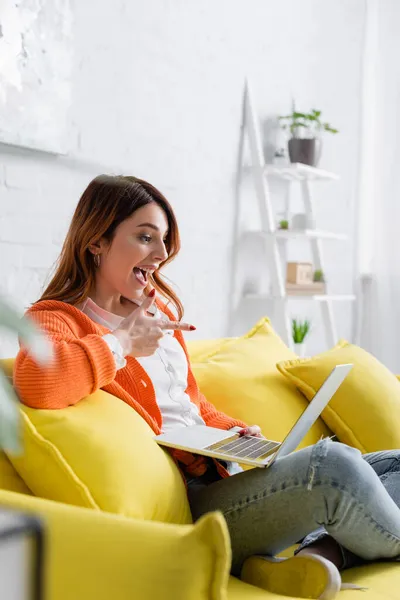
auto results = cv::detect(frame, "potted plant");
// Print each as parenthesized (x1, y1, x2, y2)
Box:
(278, 108, 338, 167)
(292, 318, 311, 357)
(278, 219, 289, 230)
(0, 298, 51, 451)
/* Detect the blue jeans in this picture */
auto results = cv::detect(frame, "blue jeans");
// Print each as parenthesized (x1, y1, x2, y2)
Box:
(187, 440, 400, 575)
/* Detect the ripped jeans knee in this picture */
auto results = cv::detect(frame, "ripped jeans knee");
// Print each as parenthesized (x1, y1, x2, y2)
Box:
(307, 438, 331, 491)
(306, 438, 362, 491)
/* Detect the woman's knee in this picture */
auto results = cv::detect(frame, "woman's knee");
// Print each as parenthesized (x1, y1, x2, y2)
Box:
(307, 439, 364, 489)
(326, 440, 362, 462)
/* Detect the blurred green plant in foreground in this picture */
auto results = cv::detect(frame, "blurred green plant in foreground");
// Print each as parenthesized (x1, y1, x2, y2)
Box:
(0, 299, 51, 452)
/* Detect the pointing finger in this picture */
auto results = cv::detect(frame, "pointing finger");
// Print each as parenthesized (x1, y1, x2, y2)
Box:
(159, 320, 196, 332)
(138, 289, 156, 314)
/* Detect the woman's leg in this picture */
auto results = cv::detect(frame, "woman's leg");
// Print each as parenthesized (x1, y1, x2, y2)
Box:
(297, 449, 400, 568)
(364, 449, 400, 503)
(188, 440, 400, 576)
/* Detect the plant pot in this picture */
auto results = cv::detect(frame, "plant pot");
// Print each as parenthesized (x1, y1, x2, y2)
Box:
(288, 138, 321, 166)
(294, 342, 306, 357)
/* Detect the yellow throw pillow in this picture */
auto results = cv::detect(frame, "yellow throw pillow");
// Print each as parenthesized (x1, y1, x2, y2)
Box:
(6, 388, 191, 524)
(187, 338, 233, 363)
(191, 318, 330, 447)
(0, 490, 230, 600)
(277, 340, 400, 453)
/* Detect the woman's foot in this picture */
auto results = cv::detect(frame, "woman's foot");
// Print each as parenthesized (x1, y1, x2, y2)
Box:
(241, 553, 341, 600)
(297, 536, 344, 569)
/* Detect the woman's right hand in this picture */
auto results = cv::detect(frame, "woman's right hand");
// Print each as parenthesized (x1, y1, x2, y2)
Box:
(111, 290, 196, 358)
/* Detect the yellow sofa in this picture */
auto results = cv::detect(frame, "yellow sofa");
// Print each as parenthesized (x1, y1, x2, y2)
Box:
(0, 324, 399, 600)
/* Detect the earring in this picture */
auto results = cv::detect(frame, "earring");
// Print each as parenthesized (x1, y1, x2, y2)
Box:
(94, 254, 100, 268)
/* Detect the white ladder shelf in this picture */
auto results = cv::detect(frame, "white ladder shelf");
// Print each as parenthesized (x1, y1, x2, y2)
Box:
(235, 81, 355, 349)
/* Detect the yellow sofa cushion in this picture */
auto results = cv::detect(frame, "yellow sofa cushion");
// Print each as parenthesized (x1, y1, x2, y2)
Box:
(0, 490, 231, 600)
(277, 340, 400, 453)
(0, 357, 14, 378)
(191, 318, 330, 447)
(0, 451, 32, 495)
(1, 488, 398, 600)
(6, 387, 191, 524)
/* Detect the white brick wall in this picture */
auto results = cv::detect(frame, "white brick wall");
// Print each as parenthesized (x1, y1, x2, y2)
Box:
(0, 0, 365, 357)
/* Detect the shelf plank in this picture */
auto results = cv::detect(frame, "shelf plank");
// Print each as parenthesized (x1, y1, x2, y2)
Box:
(243, 230, 347, 241)
(264, 163, 339, 182)
(312, 295, 356, 302)
(244, 293, 356, 302)
(274, 229, 347, 241)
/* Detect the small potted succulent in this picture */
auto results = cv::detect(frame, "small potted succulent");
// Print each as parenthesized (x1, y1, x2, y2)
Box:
(278, 219, 289, 230)
(292, 318, 311, 357)
(278, 107, 338, 167)
(313, 269, 325, 283)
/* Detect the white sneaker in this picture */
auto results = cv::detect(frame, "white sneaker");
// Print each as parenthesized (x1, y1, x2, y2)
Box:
(241, 553, 342, 599)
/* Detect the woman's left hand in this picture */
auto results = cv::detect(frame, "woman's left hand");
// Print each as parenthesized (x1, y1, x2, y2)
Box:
(238, 425, 263, 438)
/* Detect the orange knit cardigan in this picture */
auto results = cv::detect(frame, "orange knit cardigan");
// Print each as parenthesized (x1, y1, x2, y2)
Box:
(14, 299, 247, 478)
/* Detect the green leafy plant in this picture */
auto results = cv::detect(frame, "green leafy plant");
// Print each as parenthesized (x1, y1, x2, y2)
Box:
(292, 319, 311, 344)
(313, 269, 325, 282)
(279, 109, 338, 139)
(0, 298, 51, 452)
(278, 219, 289, 230)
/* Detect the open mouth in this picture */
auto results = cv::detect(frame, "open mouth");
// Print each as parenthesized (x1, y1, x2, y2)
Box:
(133, 267, 149, 286)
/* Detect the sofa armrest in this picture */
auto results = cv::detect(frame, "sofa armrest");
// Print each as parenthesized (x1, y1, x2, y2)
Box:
(0, 490, 230, 600)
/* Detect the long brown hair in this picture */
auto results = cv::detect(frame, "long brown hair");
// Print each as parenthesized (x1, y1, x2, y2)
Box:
(39, 175, 183, 319)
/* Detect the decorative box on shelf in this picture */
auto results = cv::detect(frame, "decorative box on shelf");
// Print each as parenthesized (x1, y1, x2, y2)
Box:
(286, 262, 313, 285)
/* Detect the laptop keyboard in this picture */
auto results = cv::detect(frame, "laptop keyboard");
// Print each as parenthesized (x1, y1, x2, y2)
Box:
(205, 436, 280, 460)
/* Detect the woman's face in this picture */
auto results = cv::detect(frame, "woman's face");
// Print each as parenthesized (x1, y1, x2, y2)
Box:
(93, 203, 169, 303)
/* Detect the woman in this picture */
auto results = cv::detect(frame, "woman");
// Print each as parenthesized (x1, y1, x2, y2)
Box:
(15, 175, 400, 600)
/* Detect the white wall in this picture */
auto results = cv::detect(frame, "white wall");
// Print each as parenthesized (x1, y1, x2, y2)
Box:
(354, 0, 400, 371)
(0, 0, 365, 357)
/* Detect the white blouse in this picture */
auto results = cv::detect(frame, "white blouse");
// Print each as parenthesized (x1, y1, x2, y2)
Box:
(80, 297, 207, 433)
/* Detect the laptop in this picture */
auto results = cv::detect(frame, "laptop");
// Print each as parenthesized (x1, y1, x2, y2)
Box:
(155, 364, 352, 468)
